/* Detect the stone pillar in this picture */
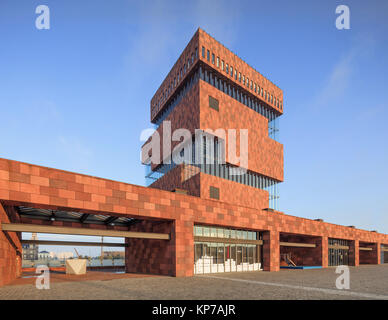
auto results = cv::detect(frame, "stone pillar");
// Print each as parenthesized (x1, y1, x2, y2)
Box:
(125, 220, 176, 276)
(375, 242, 381, 265)
(125, 218, 194, 278)
(0, 204, 22, 287)
(263, 230, 279, 271)
(174, 219, 194, 277)
(349, 240, 359, 266)
(317, 236, 328, 268)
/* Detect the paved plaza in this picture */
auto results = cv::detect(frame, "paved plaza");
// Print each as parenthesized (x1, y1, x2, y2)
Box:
(0, 265, 387, 300)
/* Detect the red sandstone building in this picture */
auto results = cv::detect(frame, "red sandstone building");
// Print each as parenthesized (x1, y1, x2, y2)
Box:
(0, 28, 387, 286)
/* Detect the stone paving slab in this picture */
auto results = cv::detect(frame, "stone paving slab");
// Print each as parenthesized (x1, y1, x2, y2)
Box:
(0, 265, 387, 300)
(7, 271, 156, 286)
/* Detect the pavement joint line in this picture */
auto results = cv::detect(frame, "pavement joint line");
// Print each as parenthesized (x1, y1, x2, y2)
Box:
(200, 275, 388, 300)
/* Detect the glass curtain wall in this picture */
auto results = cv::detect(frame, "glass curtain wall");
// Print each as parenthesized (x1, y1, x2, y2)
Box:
(145, 132, 280, 210)
(381, 245, 388, 264)
(199, 64, 281, 142)
(194, 225, 263, 274)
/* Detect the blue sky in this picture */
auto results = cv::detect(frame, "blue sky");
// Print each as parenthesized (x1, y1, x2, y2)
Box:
(0, 0, 387, 255)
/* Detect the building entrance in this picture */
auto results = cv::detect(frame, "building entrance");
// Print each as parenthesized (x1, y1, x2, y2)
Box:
(193, 225, 262, 274)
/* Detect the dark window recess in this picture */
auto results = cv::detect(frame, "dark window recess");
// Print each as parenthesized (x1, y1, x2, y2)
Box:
(209, 96, 219, 111)
(209, 186, 220, 200)
(174, 188, 188, 195)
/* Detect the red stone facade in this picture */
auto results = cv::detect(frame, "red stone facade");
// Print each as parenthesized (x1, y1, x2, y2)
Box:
(145, 29, 283, 208)
(125, 220, 176, 276)
(0, 30, 386, 286)
(359, 241, 380, 265)
(151, 28, 283, 123)
(197, 29, 283, 114)
(0, 157, 387, 286)
(0, 204, 22, 286)
(150, 31, 199, 123)
(150, 164, 268, 210)
(199, 80, 283, 180)
(148, 82, 200, 171)
(150, 164, 201, 198)
(280, 234, 324, 267)
(199, 173, 269, 210)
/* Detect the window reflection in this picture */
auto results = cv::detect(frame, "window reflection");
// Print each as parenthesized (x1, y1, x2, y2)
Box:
(194, 225, 261, 241)
(194, 226, 263, 274)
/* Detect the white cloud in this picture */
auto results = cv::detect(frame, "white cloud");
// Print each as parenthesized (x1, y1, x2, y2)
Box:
(191, 0, 241, 45)
(123, 0, 242, 77)
(313, 33, 375, 110)
(123, 1, 181, 70)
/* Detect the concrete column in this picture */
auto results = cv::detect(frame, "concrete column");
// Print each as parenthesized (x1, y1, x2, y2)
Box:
(349, 240, 359, 266)
(263, 230, 279, 271)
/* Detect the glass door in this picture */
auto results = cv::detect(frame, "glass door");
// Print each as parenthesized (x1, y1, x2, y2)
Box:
(248, 245, 254, 271)
(224, 244, 231, 272)
(203, 243, 211, 273)
(194, 243, 203, 274)
(242, 245, 248, 271)
(230, 244, 237, 272)
(217, 244, 225, 272)
(236, 245, 243, 271)
(210, 243, 218, 273)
